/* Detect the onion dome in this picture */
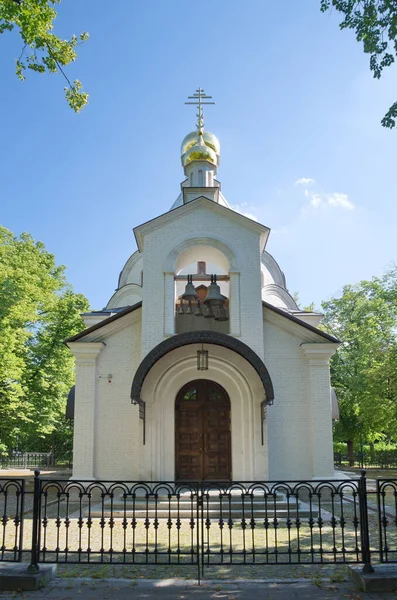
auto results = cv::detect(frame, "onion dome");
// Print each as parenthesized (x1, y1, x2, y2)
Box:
(181, 130, 220, 156)
(183, 133, 217, 166)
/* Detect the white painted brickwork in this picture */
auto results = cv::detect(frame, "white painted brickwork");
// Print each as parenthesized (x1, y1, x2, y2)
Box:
(94, 316, 142, 480)
(141, 202, 265, 359)
(263, 317, 335, 480)
(263, 320, 313, 480)
(70, 200, 338, 481)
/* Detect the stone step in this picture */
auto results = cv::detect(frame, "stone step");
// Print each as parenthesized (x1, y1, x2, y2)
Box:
(107, 499, 299, 509)
(88, 508, 316, 520)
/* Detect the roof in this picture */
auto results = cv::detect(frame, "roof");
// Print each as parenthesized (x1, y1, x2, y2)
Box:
(64, 298, 339, 345)
(262, 301, 340, 343)
(64, 302, 142, 343)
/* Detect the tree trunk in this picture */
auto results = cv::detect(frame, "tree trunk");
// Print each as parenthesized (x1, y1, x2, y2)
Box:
(347, 440, 354, 466)
(369, 441, 375, 464)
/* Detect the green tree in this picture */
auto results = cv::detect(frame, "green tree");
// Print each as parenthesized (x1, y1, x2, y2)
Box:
(0, 226, 89, 455)
(321, 0, 397, 128)
(0, 0, 88, 112)
(321, 268, 397, 464)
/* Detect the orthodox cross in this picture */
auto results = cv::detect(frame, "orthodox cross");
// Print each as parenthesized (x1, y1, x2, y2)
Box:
(185, 88, 215, 133)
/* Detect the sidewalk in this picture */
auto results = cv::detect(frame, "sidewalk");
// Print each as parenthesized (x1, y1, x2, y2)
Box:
(1, 577, 397, 600)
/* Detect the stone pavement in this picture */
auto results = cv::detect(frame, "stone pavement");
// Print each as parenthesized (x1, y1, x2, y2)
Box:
(1, 578, 397, 600)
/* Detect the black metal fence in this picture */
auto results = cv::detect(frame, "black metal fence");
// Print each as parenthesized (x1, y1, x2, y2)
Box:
(3, 471, 397, 579)
(0, 452, 54, 469)
(0, 478, 26, 562)
(377, 478, 397, 564)
(334, 450, 397, 469)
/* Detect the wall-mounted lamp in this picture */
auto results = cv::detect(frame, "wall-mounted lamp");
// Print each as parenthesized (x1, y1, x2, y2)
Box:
(197, 343, 209, 370)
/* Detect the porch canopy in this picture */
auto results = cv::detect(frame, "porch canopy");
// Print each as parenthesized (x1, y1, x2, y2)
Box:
(130, 330, 274, 406)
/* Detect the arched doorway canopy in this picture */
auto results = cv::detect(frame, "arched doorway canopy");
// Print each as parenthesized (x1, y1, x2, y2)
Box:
(131, 331, 274, 405)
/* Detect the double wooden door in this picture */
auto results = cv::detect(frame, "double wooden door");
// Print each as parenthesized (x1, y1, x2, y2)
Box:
(175, 380, 231, 481)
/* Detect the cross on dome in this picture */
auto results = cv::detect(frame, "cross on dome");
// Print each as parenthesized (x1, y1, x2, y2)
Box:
(181, 88, 220, 170)
(184, 88, 215, 135)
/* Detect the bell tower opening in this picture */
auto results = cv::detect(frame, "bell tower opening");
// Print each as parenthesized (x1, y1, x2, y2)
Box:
(174, 245, 230, 334)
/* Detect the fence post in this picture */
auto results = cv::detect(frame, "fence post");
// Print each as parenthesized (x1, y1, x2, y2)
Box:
(27, 469, 41, 573)
(359, 470, 374, 573)
(376, 479, 384, 563)
(18, 479, 26, 562)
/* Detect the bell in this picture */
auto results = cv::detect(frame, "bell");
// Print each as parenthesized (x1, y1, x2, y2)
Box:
(203, 304, 215, 319)
(181, 274, 199, 302)
(215, 305, 228, 322)
(186, 300, 193, 315)
(203, 274, 223, 307)
(194, 299, 203, 317)
(177, 302, 184, 315)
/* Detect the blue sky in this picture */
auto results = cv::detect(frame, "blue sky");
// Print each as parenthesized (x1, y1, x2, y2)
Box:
(1, 0, 396, 310)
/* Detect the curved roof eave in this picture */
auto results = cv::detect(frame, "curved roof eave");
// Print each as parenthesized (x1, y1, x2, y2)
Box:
(131, 330, 274, 406)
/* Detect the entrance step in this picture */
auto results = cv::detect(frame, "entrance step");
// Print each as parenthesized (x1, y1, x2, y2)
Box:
(88, 508, 315, 520)
(86, 494, 320, 520)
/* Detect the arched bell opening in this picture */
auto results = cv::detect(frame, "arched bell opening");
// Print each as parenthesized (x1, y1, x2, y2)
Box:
(175, 245, 230, 334)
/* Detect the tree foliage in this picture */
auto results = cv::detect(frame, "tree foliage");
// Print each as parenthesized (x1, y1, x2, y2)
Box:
(0, 227, 89, 455)
(321, 268, 397, 456)
(0, 0, 88, 112)
(321, 0, 397, 128)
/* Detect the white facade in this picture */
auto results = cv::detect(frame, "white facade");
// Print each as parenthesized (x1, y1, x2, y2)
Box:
(67, 123, 340, 482)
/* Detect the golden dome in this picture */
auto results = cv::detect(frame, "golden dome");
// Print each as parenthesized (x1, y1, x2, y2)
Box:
(181, 130, 220, 156)
(183, 135, 217, 166)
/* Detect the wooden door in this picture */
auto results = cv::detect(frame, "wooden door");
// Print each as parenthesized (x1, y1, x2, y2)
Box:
(175, 380, 231, 480)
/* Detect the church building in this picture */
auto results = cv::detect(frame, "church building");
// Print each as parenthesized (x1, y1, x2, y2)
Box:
(66, 90, 340, 482)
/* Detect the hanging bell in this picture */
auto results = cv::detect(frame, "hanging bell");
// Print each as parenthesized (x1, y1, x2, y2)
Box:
(203, 275, 224, 307)
(177, 302, 184, 315)
(181, 275, 199, 302)
(215, 305, 229, 322)
(186, 300, 193, 315)
(194, 299, 203, 317)
(203, 304, 215, 319)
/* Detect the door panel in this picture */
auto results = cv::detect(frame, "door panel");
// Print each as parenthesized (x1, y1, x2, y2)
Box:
(175, 380, 231, 480)
(175, 391, 202, 480)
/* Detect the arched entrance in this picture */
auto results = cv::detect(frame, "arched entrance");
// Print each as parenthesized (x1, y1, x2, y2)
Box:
(175, 380, 231, 481)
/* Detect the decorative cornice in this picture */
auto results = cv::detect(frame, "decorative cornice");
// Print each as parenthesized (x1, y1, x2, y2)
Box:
(300, 342, 340, 365)
(66, 342, 105, 364)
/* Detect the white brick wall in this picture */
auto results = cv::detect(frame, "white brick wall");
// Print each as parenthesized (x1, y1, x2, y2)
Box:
(264, 317, 336, 480)
(93, 314, 142, 480)
(140, 203, 265, 358)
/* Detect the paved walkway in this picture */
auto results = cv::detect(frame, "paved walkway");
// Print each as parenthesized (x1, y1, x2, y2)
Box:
(1, 577, 397, 600)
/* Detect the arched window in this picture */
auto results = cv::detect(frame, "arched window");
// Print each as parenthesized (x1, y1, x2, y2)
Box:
(198, 170, 204, 186)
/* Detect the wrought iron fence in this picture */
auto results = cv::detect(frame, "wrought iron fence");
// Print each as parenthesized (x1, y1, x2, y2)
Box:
(0, 478, 25, 562)
(1, 471, 392, 578)
(199, 480, 370, 570)
(334, 450, 397, 469)
(0, 452, 54, 469)
(377, 478, 397, 563)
